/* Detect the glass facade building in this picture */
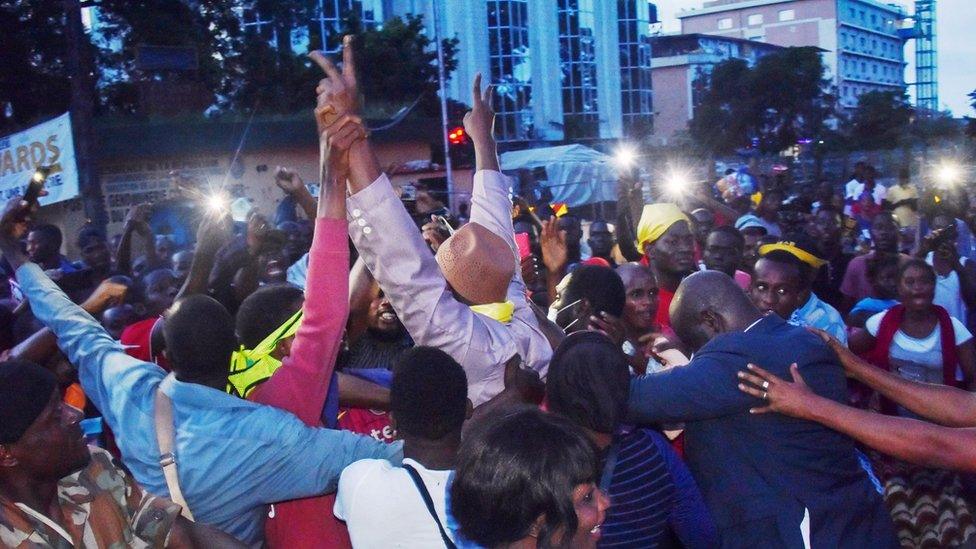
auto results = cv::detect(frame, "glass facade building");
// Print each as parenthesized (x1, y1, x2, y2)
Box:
(617, 0, 654, 136)
(487, 0, 534, 141)
(557, 0, 599, 139)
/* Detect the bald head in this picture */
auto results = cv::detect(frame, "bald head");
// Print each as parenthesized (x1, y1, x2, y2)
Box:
(670, 270, 760, 352)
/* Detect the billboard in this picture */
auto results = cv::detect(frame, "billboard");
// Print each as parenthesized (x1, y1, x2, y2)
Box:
(0, 112, 79, 205)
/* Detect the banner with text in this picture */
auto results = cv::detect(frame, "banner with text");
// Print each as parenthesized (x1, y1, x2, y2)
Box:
(0, 112, 78, 205)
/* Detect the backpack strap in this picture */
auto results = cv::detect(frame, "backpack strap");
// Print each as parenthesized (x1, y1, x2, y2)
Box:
(402, 463, 457, 549)
(154, 381, 195, 521)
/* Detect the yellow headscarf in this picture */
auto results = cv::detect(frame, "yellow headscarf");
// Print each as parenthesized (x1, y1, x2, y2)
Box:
(470, 301, 515, 324)
(635, 203, 690, 252)
(758, 242, 827, 269)
(227, 310, 303, 398)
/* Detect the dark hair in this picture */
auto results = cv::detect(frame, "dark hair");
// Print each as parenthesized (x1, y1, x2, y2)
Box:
(867, 254, 901, 281)
(760, 250, 813, 286)
(30, 224, 63, 249)
(708, 225, 745, 248)
(76, 226, 106, 250)
(546, 332, 630, 434)
(451, 407, 598, 548)
(163, 295, 237, 381)
(390, 346, 467, 440)
(563, 265, 625, 317)
(899, 258, 936, 284)
(235, 284, 305, 348)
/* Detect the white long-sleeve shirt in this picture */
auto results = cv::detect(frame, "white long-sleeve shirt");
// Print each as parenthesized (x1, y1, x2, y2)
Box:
(346, 170, 551, 405)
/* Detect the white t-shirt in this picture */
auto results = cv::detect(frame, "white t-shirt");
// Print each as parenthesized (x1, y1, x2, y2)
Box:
(866, 311, 972, 387)
(334, 457, 456, 548)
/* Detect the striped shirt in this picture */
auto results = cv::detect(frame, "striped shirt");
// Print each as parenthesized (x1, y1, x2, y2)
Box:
(600, 429, 717, 548)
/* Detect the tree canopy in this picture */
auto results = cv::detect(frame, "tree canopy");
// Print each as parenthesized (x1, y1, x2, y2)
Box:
(689, 47, 834, 156)
(0, 1, 458, 129)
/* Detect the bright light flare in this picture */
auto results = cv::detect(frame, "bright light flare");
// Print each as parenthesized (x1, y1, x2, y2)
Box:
(663, 169, 691, 197)
(936, 161, 962, 186)
(205, 194, 228, 214)
(613, 144, 637, 169)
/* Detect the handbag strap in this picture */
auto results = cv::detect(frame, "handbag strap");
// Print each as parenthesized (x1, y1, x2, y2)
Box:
(402, 463, 457, 549)
(154, 385, 195, 521)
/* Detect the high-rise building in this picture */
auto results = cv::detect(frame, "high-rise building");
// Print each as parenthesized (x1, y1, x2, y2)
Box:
(392, 0, 658, 143)
(677, 0, 908, 109)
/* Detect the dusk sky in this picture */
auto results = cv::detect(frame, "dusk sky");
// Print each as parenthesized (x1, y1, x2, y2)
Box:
(653, 0, 976, 117)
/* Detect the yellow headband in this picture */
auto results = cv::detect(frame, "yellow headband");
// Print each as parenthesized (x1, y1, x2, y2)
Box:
(759, 242, 827, 269)
(227, 309, 303, 398)
(636, 203, 690, 252)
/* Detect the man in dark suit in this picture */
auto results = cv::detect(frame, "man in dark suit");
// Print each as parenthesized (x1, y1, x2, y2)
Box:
(629, 271, 896, 548)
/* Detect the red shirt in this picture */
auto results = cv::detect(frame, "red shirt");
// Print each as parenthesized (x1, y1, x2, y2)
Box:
(121, 317, 169, 371)
(656, 287, 675, 330)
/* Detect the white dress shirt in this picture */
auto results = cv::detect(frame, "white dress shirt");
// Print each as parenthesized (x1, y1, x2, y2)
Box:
(346, 170, 552, 405)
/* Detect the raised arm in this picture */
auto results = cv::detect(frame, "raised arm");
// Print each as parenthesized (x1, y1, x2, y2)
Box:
(739, 363, 976, 473)
(247, 88, 365, 424)
(810, 328, 976, 427)
(274, 167, 318, 221)
(116, 203, 156, 275)
(6, 279, 127, 365)
(0, 197, 163, 426)
(176, 212, 231, 300)
(315, 38, 521, 405)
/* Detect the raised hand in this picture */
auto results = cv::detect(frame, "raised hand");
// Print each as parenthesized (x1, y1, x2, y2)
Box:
(539, 217, 569, 274)
(463, 72, 495, 146)
(323, 114, 367, 181)
(123, 203, 153, 236)
(274, 167, 306, 195)
(463, 73, 499, 172)
(195, 210, 232, 257)
(80, 279, 129, 315)
(0, 197, 33, 267)
(245, 211, 270, 255)
(421, 216, 451, 252)
(588, 311, 626, 347)
(310, 35, 359, 137)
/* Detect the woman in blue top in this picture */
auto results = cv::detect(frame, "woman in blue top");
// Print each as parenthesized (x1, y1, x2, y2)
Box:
(546, 331, 719, 548)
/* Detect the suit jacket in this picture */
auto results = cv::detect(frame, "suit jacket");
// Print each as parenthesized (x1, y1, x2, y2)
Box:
(629, 314, 896, 549)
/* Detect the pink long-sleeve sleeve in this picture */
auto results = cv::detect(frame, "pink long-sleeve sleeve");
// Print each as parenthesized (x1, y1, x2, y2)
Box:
(249, 217, 350, 425)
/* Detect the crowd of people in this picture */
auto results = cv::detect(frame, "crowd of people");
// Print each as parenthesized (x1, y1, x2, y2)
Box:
(1, 36, 976, 548)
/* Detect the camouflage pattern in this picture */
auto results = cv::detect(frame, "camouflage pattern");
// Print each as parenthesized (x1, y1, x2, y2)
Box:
(0, 447, 180, 548)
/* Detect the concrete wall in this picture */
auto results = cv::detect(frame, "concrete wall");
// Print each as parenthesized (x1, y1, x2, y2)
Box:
(40, 139, 471, 259)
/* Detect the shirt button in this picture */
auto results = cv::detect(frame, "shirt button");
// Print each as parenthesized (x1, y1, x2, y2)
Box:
(363, 226, 372, 235)
(352, 209, 362, 218)
(357, 218, 367, 227)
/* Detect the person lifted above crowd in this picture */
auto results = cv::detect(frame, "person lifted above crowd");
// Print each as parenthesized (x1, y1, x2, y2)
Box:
(320, 53, 550, 405)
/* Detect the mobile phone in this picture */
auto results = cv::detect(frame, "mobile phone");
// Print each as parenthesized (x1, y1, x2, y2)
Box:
(24, 166, 50, 206)
(431, 215, 454, 236)
(515, 232, 532, 260)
